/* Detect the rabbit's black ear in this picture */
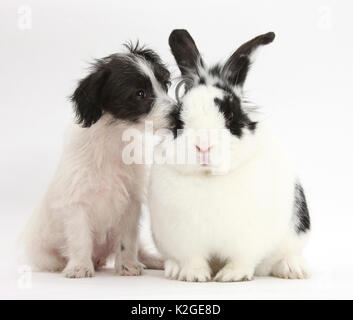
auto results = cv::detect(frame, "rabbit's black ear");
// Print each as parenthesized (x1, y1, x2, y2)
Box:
(223, 32, 275, 87)
(71, 67, 110, 127)
(169, 29, 203, 76)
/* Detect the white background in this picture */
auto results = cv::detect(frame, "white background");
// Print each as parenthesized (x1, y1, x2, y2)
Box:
(1, 0, 353, 299)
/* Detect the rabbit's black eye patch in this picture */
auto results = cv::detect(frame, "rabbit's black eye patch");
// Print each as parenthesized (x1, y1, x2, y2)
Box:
(214, 95, 257, 138)
(168, 103, 184, 139)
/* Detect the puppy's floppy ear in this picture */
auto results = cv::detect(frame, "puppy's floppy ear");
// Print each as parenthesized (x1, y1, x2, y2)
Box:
(169, 29, 203, 76)
(71, 66, 110, 127)
(223, 32, 275, 87)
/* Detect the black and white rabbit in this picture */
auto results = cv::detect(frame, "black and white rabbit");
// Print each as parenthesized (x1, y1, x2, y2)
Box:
(148, 30, 310, 282)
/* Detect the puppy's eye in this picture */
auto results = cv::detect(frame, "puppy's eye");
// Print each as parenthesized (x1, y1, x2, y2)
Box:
(226, 113, 234, 126)
(136, 90, 146, 98)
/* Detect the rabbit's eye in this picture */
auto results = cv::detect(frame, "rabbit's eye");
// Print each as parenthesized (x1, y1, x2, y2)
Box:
(136, 90, 146, 99)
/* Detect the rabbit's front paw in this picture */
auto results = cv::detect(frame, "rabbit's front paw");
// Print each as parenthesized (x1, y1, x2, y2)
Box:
(177, 265, 211, 282)
(271, 257, 309, 279)
(215, 264, 254, 282)
(165, 259, 180, 280)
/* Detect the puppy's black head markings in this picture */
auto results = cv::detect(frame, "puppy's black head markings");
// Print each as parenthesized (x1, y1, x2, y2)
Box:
(71, 42, 171, 127)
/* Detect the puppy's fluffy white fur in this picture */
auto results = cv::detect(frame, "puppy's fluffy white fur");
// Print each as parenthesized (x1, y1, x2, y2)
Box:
(23, 55, 171, 278)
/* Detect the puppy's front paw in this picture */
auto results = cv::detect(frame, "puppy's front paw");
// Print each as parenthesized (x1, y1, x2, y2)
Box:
(64, 262, 94, 279)
(94, 257, 107, 270)
(116, 261, 144, 276)
(215, 265, 254, 282)
(177, 265, 211, 282)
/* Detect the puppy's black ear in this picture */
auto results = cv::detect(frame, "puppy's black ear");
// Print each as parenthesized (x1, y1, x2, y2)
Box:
(169, 29, 203, 76)
(223, 32, 275, 87)
(71, 66, 110, 127)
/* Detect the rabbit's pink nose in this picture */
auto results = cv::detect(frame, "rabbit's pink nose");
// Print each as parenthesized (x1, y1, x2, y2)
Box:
(195, 145, 212, 153)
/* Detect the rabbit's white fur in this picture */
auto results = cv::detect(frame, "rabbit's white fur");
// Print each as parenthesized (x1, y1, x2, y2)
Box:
(148, 30, 310, 282)
(148, 86, 309, 282)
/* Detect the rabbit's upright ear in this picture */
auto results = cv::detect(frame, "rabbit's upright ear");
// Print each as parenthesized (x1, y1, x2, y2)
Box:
(223, 32, 275, 87)
(169, 29, 203, 76)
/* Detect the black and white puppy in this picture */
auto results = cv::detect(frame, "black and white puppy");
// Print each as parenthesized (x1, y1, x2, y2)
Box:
(24, 43, 172, 278)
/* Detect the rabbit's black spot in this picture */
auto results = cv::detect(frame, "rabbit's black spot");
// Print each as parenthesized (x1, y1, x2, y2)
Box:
(209, 65, 222, 78)
(214, 82, 233, 94)
(248, 121, 257, 132)
(294, 183, 310, 233)
(199, 77, 206, 85)
(169, 103, 184, 138)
